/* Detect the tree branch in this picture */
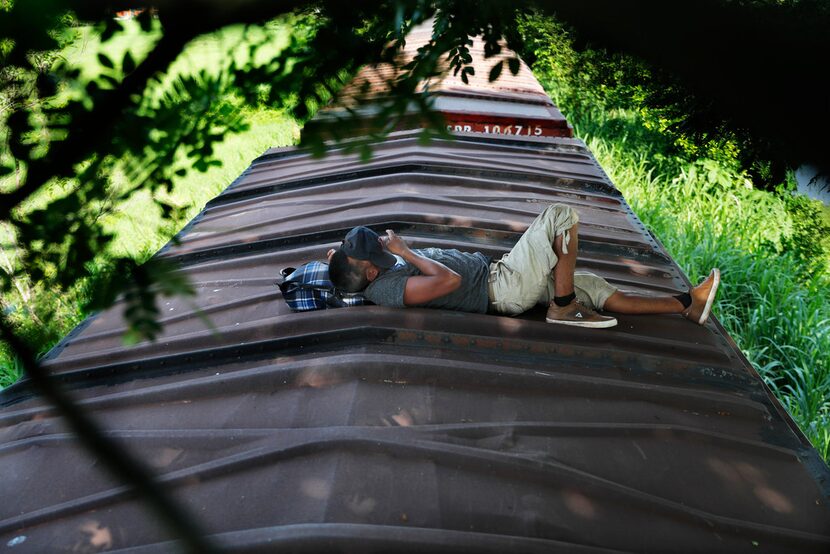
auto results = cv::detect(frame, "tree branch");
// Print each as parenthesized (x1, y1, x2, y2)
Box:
(0, 30, 193, 221)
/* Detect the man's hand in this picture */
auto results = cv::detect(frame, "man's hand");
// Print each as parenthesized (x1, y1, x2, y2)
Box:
(377, 229, 461, 305)
(380, 229, 410, 256)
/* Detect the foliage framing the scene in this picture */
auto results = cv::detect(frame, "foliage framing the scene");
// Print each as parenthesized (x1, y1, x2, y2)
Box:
(0, 1, 544, 550)
(1, 0, 533, 347)
(2, 0, 829, 550)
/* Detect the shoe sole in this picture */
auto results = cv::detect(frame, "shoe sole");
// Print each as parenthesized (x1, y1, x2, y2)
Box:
(697, 268, 720, 325)
(545, 317, 618, 328)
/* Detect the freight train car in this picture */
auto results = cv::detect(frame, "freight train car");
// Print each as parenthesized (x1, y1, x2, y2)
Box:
(1, 21, 829, 553)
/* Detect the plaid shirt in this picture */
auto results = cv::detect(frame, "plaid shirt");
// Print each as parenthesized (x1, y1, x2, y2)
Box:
(280, 261, 367, 311)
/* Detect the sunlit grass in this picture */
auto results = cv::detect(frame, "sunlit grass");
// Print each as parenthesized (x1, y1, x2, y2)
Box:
(104, 107, 298, 260)
(566, 107, 830, 458)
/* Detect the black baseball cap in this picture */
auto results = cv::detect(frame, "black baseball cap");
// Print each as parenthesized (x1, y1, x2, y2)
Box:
(341, 226, 397, 269)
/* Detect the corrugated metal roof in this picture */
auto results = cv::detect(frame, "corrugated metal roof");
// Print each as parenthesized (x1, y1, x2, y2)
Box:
(1, 20, 829, 554)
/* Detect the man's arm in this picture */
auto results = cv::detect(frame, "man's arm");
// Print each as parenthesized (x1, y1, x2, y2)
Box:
(381, 230, 461, 305)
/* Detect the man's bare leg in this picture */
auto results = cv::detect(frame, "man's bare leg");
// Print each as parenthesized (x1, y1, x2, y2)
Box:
(547, 223, 618, 328)
(603, 269, 721, 325)
(546, 218, 720, 326)
(603, 292, 684, 314)
(551, 222, 683, 314)
(548, 220, 720, 325)
(551, 223, 577, 297)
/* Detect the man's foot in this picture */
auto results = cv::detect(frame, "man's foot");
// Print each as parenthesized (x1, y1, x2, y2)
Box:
(683, 268, 720, 325)
(546, 301, 618, 328)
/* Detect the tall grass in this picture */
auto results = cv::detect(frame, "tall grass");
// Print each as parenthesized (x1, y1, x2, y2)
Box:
(519, 13, 830, 460)
(568, 106, 830, 460)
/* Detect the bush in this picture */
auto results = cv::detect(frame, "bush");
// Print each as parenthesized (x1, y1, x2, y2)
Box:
(518, 13, 830, 459)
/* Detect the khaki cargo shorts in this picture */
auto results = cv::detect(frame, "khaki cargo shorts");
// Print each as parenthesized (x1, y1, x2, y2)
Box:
(488, 204, 617, 316)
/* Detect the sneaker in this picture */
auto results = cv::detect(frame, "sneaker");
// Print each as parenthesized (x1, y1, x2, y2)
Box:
(546, 301, 618, 328)
(683, 268, 720, 325)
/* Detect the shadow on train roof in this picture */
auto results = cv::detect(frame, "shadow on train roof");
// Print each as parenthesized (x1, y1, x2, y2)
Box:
(1, 19, 829, 554)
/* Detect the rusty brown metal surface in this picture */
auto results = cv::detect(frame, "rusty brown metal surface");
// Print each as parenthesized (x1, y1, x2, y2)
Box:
(336, 23, 551, 101)
(2, 23, 830, 554)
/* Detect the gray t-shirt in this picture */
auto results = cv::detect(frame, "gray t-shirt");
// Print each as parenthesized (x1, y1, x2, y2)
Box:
(364, 248, 490, 313)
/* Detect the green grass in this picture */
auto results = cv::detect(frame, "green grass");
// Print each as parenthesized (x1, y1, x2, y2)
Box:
(518, 12, 830, 460)
(563, 106, 830, 460)
(0, 20, 300, 387)
(104, 107, 298, 260)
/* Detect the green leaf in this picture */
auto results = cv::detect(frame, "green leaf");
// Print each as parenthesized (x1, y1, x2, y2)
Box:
(418, 128, 433, 146)
(98, 53, 114, 69)
(308, 135, 326, 158)
(6, 109, 28, 135)
(100, 19, 120, 42)
(123, 51, 135, 74)
(488, 60, 503, 82)
(294, 101, 309, 120)
(137, 9, 153, 32)
(6, 111, 31, 159)
(158, 201, 175, 218)
(394, 2, 405, 36)
(100, 74, 119, 88)
(36, 73, 57, 97)
(359, 142, 373, 163)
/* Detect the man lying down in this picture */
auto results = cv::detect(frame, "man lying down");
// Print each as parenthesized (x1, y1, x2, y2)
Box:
(327, 204, 719, 329)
